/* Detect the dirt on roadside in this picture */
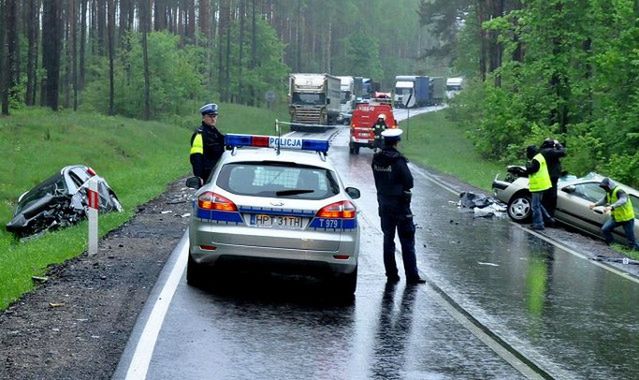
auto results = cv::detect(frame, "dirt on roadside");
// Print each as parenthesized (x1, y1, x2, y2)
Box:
(1, 168, 638, 380)
(0, 179, 194, 380)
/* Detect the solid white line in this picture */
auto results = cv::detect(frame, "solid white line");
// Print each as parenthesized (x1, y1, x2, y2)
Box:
(124, 237, 188, 380)
(411, 165, 639, 284)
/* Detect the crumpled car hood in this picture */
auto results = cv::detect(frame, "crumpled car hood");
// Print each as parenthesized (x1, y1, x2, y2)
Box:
(6, 165, 123, 238)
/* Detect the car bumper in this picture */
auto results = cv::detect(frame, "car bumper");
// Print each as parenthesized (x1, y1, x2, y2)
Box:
(189, 224, 359, 275)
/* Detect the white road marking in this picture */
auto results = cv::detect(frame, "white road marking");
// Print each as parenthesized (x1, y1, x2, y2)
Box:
(124, 236, 188, 380)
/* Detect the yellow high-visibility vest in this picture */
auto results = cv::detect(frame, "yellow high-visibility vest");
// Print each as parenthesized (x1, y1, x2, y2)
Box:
(528, 153, 551, 192)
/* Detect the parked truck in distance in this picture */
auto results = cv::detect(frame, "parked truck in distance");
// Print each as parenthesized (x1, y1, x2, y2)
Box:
(337, 76, 355, 125)
(288, 73, 341, 130)
(394, 75, 429, 108)
(446, 77, 464, 98)
(353, 77, 380, 101)
(429, 77, 446, 105)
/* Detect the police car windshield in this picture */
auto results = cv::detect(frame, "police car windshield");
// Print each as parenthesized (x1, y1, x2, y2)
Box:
(216, 162, 339, 200)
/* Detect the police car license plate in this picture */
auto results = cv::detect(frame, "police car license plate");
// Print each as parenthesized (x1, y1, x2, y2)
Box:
(251, 214, 303, 229)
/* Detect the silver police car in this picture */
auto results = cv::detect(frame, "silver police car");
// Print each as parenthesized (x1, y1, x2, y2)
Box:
(186, 134, 361, 296)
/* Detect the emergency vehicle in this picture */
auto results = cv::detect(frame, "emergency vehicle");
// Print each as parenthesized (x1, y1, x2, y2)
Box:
(349, 102, 397, 154)
(185, 133, 361, 297)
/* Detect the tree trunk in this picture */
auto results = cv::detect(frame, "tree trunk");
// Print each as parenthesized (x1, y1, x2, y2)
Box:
(218, 0, 230, 101)
(97, 0, 106, 55)
(42, 0, 62, 110)
(72, 0, 78, 110)
(141, 0, 151, 119)
(476, 1, 487, 82)
(0, 0, 7, 115)
(3, 0, 18, 115)
(79, 0, 87, 90)
(238, 0, 245, 104)
(25, 0, 39, 106)
(107, 0, 115, 115)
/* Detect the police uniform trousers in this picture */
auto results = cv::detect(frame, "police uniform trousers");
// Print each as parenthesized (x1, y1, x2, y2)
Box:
(380, 205, 419, 280)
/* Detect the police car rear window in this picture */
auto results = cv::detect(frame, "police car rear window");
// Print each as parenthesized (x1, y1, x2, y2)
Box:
(216, 162, 339, 199)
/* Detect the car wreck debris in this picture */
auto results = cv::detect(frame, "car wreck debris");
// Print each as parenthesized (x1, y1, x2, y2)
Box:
(458, 191, 506, 218)
(6, 165, 123, 238)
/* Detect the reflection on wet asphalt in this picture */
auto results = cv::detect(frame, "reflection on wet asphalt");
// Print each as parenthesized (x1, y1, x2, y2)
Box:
(149, 271, 525, 380)
(146, 125, 639, 379)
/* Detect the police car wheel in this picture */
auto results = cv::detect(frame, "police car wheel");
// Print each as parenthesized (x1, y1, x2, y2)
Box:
(330, 267, 357, 297)
(186, 252, 206, 288)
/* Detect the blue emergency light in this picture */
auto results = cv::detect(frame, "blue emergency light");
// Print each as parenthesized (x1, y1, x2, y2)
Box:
(225, 134, 329, 153)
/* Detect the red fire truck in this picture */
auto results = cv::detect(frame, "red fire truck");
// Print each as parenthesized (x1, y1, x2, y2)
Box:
(349, 101, 397, 154)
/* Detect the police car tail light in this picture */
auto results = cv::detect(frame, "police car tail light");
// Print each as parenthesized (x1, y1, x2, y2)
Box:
(316, 200, 356, 219)
(197, 191, 238, 212)
(87, 167, 97, 176)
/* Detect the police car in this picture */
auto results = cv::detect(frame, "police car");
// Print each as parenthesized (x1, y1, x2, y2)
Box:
(186, 134, 361, 296)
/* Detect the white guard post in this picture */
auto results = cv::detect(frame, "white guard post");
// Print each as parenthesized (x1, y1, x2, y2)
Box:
(87, 176, 99, 256)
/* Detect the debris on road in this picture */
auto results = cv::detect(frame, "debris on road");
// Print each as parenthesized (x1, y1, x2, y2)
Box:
(457, 191, 506, 218)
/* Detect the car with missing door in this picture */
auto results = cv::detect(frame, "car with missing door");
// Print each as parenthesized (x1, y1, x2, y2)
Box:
(186, 134, 361, 296)
(492, 166, 639, 244)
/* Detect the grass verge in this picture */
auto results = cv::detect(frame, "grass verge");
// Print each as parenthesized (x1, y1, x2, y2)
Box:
(399, 108, 503, 191)
(0, 104, 285, 309)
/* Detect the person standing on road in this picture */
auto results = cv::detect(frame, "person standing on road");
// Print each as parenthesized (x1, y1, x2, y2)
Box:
(589, 177, 639, 250)
(190, 103, 225, 185)
(540, 138, 566, 217)
(371, 128, 425, 285)
(525, 145, 554, 230)
(373, 114, 388, 151)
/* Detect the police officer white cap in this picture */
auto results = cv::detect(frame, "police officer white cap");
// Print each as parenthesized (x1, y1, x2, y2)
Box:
(381, 128, 403, 142)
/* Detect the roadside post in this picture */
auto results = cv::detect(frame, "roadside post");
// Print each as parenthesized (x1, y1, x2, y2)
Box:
(404, 93, 413, 140)
(87, 177, 99, 256)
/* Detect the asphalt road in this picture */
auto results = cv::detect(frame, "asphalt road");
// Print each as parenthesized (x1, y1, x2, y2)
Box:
(114, 107, 639, 380)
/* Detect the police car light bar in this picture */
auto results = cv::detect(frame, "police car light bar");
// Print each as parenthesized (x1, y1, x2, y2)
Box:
(225, 134, 329, 153)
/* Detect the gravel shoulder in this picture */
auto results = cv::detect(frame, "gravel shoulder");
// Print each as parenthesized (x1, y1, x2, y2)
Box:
(0, 179, 193, 380)
(1, 167, 638, 380)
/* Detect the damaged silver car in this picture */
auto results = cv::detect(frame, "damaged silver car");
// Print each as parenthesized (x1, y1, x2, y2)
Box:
(6, 165, 123, 237)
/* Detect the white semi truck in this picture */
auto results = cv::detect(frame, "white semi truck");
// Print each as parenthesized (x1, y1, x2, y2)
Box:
(288, 73, 341, 130)
(337, 76, 355, 124)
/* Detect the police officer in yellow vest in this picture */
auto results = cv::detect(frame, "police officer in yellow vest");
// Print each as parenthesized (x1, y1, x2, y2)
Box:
(589, 177, 639, 250)
(525, 145, 555, 230)
(190, 103, 225, 185)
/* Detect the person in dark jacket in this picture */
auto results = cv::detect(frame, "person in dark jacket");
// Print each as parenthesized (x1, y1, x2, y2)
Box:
(190, 103, 225, 184)
(540, 138, 566, 217)
(589, 177, 639, 250)
(371, 128, 425, 285)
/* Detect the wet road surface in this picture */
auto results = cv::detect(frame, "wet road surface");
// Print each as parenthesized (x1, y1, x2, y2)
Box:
(118, 109, 639, 379)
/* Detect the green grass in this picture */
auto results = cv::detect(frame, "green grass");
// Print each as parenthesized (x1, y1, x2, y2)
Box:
(399, 109, 503, 191)
(0, 104, 285, 309)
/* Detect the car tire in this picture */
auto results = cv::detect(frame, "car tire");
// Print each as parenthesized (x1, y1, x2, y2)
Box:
(186, 253, 206, 288)
(507, 192, 532, 223)
(331, 267, 357, 298)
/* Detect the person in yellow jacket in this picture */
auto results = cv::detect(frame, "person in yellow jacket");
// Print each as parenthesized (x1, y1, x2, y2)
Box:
(525, 145, 555, 230)
(589, 177, 639, 250)
(190, 103, 225, 185)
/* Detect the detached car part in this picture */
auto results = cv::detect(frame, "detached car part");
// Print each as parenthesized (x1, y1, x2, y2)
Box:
(6, 165, 123, 237)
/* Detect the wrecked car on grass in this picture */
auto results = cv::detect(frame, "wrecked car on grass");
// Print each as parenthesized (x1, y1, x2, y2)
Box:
(6, 165, 123, 237)
(492, 165, 639, 245)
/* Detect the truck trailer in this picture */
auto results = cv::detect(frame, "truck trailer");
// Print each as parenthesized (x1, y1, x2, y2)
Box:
(394, 75, 430, 108)
(288, 73, 341, 130)
(337, 76, 355, 124)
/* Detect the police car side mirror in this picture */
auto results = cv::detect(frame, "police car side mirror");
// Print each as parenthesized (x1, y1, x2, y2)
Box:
(345, 187, 360, 199)
(186, 176, 202, 190)
(562, 185, 576, 194)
